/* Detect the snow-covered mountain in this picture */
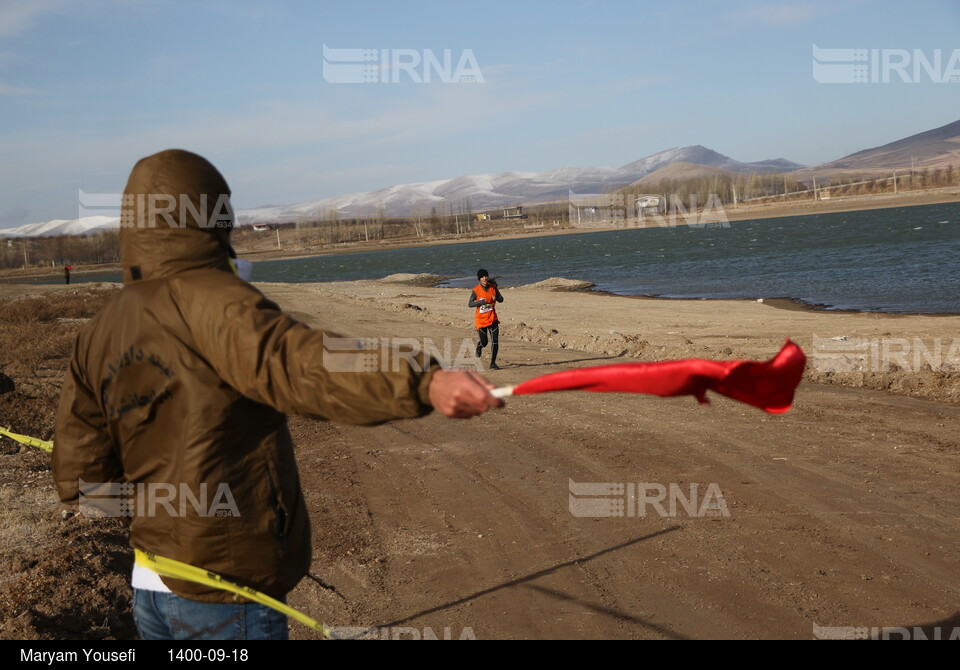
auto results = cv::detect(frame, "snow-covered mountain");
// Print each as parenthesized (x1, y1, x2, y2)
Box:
(0, 215, 118, 238)
(238, 146, 801, 223)
(1, 146, 803, 237)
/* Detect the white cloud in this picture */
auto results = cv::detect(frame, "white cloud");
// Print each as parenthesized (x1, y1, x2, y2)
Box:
(0, 80, 38, 95)
(731, 2, 833, 26)
(0, 0, 76, 38)
(0, 73, 562, 220)
(0, 70, 552, 163)
(0, 62, 663, 221)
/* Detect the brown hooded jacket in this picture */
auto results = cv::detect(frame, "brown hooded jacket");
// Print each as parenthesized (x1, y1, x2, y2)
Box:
(53, 149, 436, 602)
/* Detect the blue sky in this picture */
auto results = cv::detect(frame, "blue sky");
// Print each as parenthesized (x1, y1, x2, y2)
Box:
(1, 0, 959, 227)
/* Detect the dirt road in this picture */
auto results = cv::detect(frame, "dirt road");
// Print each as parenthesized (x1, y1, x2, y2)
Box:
(261, 282, 960, 640)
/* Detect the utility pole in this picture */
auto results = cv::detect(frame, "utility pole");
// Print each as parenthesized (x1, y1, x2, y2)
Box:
(812, 177, 818, 201)
(22, 240, 28, 268)
(276, 227, 281, 250)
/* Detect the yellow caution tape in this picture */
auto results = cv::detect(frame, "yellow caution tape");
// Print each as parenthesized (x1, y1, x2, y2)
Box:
(0, 425, 333, 638)
(0, 426, 53, 452)
(134, 549, 334, 639)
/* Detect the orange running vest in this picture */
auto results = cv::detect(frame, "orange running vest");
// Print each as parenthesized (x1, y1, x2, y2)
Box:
(473, 283, 498, 329)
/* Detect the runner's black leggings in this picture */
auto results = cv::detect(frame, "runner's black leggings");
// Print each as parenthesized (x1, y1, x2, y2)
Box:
(477, 321, 499, 364)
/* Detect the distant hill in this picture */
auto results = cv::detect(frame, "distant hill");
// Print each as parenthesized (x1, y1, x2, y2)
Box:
(7, 119, 960, 237)
(0, 216, 117, 238)
(1, 146, 805, 236)
(11, 120, 960, 237)
(793, 118, 960, 180)
(619, 146, 800, 176)
(628, 162, 739, 188)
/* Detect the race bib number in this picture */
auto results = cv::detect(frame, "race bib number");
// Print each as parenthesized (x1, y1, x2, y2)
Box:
(479, 304, 493, 313)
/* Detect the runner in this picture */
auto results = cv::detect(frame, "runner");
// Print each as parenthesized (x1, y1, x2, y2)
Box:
(469, 268, 504, 370)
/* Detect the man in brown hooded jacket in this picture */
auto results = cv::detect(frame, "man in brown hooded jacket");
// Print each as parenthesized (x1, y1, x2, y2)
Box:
(53, 149, 502, 640)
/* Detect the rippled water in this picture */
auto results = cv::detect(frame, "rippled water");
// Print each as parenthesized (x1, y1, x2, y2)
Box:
(254, 202, 960, 313)
(14, 202, 960, 313)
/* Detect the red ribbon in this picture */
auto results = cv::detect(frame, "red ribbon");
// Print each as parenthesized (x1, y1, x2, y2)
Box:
(511, 340, 806, 414)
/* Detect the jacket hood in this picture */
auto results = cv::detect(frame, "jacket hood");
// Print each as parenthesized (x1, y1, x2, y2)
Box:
(120, 149, 236, 284)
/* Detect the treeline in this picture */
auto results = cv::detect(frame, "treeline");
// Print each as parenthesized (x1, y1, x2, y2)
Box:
(817, 166, 960, 196)
(232, 201, 572, 252)
(0, 230, 119, 270)
(617, 173, 808, 205)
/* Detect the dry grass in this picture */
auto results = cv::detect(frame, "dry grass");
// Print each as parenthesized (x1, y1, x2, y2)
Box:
(0, 286, 135, 640)
(0, 289, 116, 398)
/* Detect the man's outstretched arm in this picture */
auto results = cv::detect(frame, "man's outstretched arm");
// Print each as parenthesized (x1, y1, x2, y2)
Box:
(178, 275, 502, 424)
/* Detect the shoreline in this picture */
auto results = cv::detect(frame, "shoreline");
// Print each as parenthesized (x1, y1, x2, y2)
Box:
(246, 275, 960, 407)
(272, 274, 960, 406)
(584, 289, 960, 318)
(2, 187, 956, 278)
(1, 192, 956, 316)
(3, 271, 959, 318)
(236, 186, 960, 260)
(721, 186, 960, 222)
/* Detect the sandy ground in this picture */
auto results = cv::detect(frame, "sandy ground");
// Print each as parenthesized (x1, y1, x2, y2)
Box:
(247, 276, 959, 639)
(0, 278, 957, 639)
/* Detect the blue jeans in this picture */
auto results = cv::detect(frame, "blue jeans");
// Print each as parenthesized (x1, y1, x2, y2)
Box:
(133, 589, 289, 640)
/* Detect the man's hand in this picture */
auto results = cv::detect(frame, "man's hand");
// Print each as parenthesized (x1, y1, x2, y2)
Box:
(428, 370, 504, 418)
